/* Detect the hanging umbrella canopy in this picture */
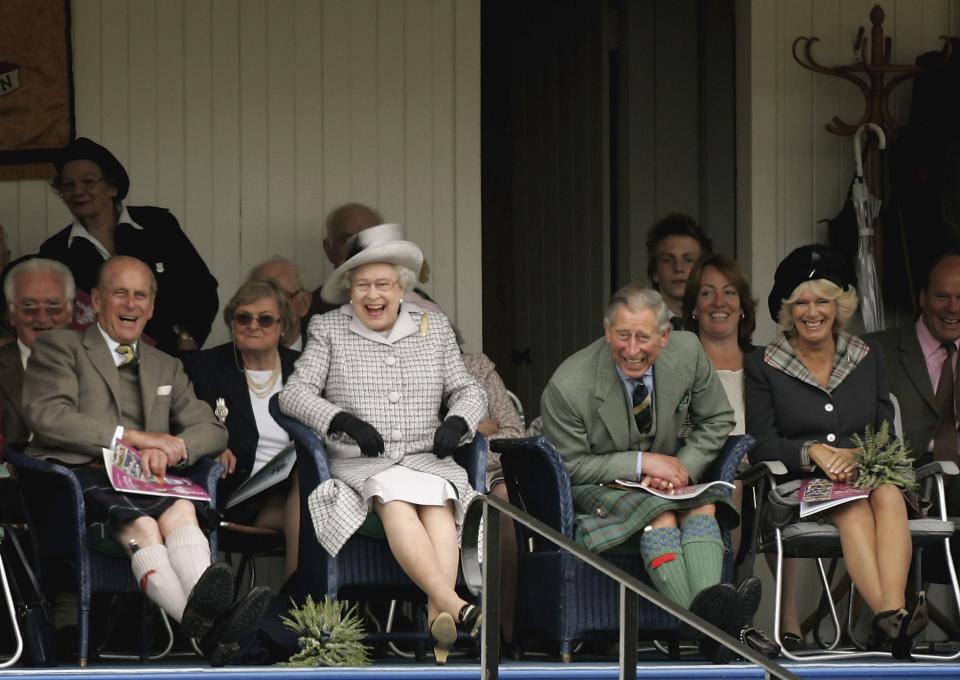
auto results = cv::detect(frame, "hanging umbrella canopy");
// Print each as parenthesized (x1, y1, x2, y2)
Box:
(852, 123, 886, 333)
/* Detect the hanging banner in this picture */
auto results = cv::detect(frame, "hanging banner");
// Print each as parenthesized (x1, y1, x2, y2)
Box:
(0, 0, 75, 180)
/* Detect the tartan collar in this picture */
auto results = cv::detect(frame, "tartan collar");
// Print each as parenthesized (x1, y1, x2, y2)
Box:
(763, 331, 869, 392)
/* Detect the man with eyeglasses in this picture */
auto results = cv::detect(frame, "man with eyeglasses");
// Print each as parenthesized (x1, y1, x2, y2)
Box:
(22, 255, 268, 666)
(248, 256, 312, 351)
(0, 257, 76, 450)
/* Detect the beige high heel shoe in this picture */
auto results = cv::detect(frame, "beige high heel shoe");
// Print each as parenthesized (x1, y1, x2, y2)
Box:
(430, 612, 457, 665)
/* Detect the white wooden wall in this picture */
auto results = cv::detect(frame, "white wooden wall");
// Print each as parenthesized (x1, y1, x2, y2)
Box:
(737, 0, 960, 343)
(0, 0, 481, 350)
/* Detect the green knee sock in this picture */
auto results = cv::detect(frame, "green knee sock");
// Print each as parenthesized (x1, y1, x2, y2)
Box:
(639, 527, 693, 607)
(680, 515, 724, 597)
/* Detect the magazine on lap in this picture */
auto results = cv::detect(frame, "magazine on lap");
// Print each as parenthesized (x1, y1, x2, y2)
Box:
(798, 478, 869, 517)
(102, 439, 211, 501)
(225, 442, 296, 509)
(610, 478, 734, 499)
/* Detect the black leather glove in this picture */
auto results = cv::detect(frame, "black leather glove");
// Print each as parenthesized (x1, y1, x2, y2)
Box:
(433, 416, 468, 459)
(328, 412, 384, 457)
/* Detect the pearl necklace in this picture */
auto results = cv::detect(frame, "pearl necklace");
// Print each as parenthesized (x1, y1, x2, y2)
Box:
(245, 354, 281, 399)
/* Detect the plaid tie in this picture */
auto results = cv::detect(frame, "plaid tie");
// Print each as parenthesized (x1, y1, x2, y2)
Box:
(116, 344, 137, 367)
(632, 381, 652, 434)
(934, 342, 957, 461)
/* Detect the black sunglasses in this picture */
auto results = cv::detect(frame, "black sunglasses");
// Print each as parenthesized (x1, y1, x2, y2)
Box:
(232, 312, 280, 328)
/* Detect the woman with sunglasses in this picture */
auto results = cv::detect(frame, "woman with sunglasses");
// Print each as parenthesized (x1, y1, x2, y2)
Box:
(185, 279, 301, 578)
(40, 137, 218, 356)
(279, 224, 487, 664)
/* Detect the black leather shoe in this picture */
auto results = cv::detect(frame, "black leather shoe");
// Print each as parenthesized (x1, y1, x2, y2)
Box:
(741, 626, 780, 659)
(181, 562, 236, 639)
(735, 577, 762, 630)
(200, 587, 270, 666)
(458, 603, 482, 639)
(687, 583, 739, 664)
(779, 632, 806, 652)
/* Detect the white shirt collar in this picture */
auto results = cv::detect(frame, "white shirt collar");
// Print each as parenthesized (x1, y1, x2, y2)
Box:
(340, 301, 424, 346)
(67, 204, 144, 258)
(97, 323, 138, 367)
(17, 339, 30, 370)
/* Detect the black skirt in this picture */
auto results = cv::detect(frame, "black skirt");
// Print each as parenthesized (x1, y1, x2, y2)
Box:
(72, 463, 219, 534)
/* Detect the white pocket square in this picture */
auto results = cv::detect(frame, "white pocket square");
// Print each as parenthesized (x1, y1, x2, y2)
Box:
(157, 385, 172, 396)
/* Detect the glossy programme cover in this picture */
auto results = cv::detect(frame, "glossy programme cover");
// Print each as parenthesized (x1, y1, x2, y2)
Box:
(102, 439, 211, 501)
(799, 478, 868, 517)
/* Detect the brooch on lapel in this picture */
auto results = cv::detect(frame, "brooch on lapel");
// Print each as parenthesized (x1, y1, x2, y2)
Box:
(155, 262, 165, 273)
(676, 391, 691, 413)
(214, 398, 229, 424)
(419, 314, 429, 337)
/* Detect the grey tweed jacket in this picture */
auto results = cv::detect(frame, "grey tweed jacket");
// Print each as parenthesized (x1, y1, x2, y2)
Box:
(279, 302, 487, 555)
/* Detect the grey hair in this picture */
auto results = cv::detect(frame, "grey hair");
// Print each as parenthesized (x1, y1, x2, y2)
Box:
(5, 258, 76, 303)
(603, 284, 672, 335)
(248, 255, 305, 290)
(343, 265, 417, 293)
(777, 279, 859, 336)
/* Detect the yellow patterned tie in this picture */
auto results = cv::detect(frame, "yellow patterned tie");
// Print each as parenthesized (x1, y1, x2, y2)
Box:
(116, 344, 137, 367)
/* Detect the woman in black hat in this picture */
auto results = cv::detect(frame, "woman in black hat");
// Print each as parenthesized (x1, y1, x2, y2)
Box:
(39, 137, 219, 355)
(745, 244, 924, 657)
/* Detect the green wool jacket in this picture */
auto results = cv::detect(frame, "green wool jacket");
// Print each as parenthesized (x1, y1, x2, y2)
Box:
(540, 331, 737, 552)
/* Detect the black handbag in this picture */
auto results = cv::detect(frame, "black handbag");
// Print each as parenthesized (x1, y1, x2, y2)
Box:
(2, 525, 57, 667)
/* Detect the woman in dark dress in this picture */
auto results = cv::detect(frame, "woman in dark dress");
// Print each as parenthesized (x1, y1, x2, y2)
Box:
(185, 279, 301, 578)
(42, 137, 218, 355)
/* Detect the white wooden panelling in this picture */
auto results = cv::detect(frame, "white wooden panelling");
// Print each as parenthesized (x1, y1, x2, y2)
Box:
(738, 0, 960, 344)
(0, 0, 481, 351)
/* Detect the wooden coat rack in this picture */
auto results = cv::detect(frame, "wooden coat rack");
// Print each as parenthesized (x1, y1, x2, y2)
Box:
(792, 3, 951, 267)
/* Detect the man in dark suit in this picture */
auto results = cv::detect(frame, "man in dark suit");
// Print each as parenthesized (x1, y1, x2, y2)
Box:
(867, 253, 960, 514)
(541, 284, 763, 662)
(0, 258, 75, 450)
(23, 256, 267, 665)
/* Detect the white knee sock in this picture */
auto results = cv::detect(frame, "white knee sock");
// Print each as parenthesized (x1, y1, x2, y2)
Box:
(165, 525, 212, 595)
(131, 544, 188, 622)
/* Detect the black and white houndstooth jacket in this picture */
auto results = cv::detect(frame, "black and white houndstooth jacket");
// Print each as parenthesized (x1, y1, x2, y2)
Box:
(279, 302, 487, 555)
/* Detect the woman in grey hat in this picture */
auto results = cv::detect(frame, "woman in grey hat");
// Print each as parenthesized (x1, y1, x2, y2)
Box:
(40, 137, 218, 355)
(745, 244, 924, 657)
(279, 224, 487, 664)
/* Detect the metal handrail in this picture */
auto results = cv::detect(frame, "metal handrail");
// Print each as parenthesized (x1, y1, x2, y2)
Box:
(461, 495, 800, 680)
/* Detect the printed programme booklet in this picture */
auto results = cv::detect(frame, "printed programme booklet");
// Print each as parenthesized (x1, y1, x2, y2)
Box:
(102, 439, 211, 501)
(610, 478, 735, 499)
(225, 442, 296, 509)
(798, 478, 869, 517)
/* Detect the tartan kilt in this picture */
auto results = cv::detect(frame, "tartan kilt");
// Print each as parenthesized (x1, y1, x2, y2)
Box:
(571, 484, 739, 553)
(73, 464, 219, 534)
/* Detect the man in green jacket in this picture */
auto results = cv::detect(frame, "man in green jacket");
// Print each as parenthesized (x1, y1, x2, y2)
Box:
(541, 283, 758, 662)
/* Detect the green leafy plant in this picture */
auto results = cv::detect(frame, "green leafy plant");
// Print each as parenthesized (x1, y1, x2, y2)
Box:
(851, 421, 917, 492)
(279, 595, 371, 667)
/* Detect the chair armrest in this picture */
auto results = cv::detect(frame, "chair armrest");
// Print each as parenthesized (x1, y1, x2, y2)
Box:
(917, 460, 959, 481)
(185, 457, 223, 508)
(703, 434, 756, 484)
(738, 460, 788, 486)
(4, 447, 87, 556)
(454, 434, 488, 492)
(269, 395, 332, 492)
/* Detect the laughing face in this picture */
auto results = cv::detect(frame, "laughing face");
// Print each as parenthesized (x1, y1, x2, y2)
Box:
(8, 270, 74, 348)
(604, 305, 670, 379)
(695, 265, 741, 343)
(92, 258, 155, 344)
(920, 255, 960, 345)
(789, 287, 837, 346)
(349, 262, 404, 332)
